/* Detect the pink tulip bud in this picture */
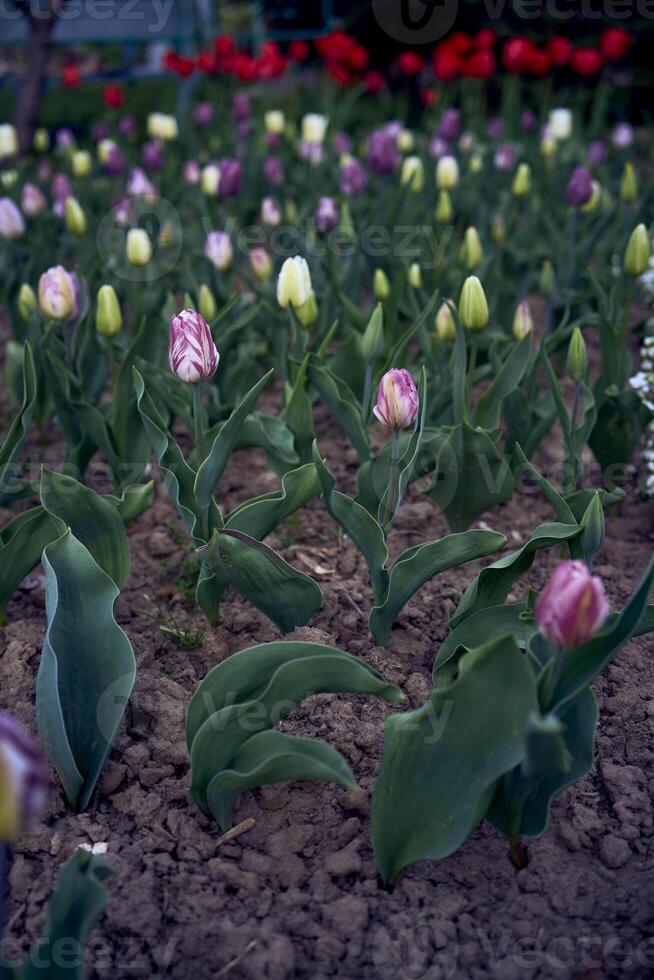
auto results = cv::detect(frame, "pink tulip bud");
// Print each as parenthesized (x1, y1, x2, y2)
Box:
(169, 309, 219, 384)
(0, 713, 48, 843)
(535, 560, 610, 648)
(21, 183, 47, 217)
(373, 369, 419, 429)
(38, 265, 80, 320)
(0, 197, 25, 239)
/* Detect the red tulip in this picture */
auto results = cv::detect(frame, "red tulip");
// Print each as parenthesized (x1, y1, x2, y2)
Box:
(62, 64, 80, 88)
(465, 50, 496, 79)
(526, 48, 551, 77)
(600, 27, 631, 61)
(175, 56, 196, 79)
(163, 50, 178, 71)
(548, 36, 573, 67)
(214, 35, 236, 58)
(326, 61, 352, 87)
(502, 38, 534, 73)
(396, 50, 425, 76)
(346, 44, 369, 72)
(448, 31, 473, 56)
(288, 39, 310, 62)
(571, 47, 604, 76)
(197, 51, 217, 74)
(420, 88, 438, 108)
(103, 84, 124, 108)
(475, 28, 496, 50)
(433, 48, 462, 82)
(364, 70, 384, 94)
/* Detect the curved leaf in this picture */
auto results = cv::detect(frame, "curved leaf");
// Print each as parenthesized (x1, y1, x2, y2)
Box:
(225, 463, 320, 540)
(0, 342, 37, 504)
(36, 530, 136, 811)
(206, 729, 356, 829)
(307, 355, 371, 461)
(474, 334, 532, 431)
(370, 529, 506, 646)
(0, 506, 59, 625)
(432, 600, 536, 685)
(371, 636, 538, 883)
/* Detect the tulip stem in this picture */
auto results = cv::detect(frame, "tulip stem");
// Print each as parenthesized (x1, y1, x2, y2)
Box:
(466, 337, 478, 413)
(362, 362, 373, 423)
(566, 382, 581, 494)
(192, 382, 207, 465)
(383, 429, 402, 531)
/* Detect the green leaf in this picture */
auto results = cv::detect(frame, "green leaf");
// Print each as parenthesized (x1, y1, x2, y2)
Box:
(225, 463, 320, 540)
(427, 418, 514, 531)
(0, 506, 59, 625)
(371, 636, 538, 883)
(36, 530, 136, 811)
(312, 442, 389, 603)
(205, 729, 356, 829)
(40, 468, 130, 589)
(543, 556, 654, 711)
(282, 356, 314, 463)
(474, 335, 532, 431)
(188, 641, 404, 819)
(112, 481, 155, 523)
(194, 370, 273, 510)
(199, 527, 323, 634)
(0, 342, 37, 504)
(451, 522, 584, 626)
(23, 849, 111, 980)
(307, 355, 371, 461)
(513, 445, 576, 524)
(369, 529, 506, 646)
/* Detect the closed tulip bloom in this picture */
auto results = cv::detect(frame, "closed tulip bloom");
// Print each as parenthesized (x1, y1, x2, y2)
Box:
(580, 180, 601, 214)
(408, 262, 422, 289)
(565, 166, 593, 207)
(548, 108, 572, 140)
(38, 265, 79, 320)
(368, 129, 398, 175)
(201, 163, 221, 197)
(71, 149, 92, 177)
(373, 268, 391, 301)
(217, 159, 242, 199)
(373, 369, 419, 429)
(611, 122, 633, 149)
(0, 714, 48, 842)
(277, 256, 312, 309)
(33, 127, 49, 152)
(586, 139, 607, 166)
(302, 113, 328, 144)
(512, 300, 534, 340)
(64, 197, 86, 235)
(126, 228, 152, 266)
(0, 123, 18, 159)
(620, 162, 638, 203)
(147, 112, 178, 141)
(251, 248, 272, 281)
(263, 155, 284, 186)
(21, 183, 46, 217)
(0, 197, 25, 239)
(96, 284, 122, 337)
(265, 110, 285, 135)
(512, 163, 531, 197)
(436, 301, 456, 342)
(400, 155, 424, 192)
(315, 196, 338, 233)
(435, 189, 453, 224)
(126, 167, 156, 200)
(198, 283, 217, 322)
(261, 196, 282, 226)
(340, 158, 367, 197)
(184, 160, 201, 185)
(459, 276, 489, 331)
(169, 309, 219, 383)
(397, 129, 414, 153)
(460, 227, 483, 270)
(436, 155, 459, 189)
(18, 283, 37, 321)
(205, 231, 233, 272)
(535, 560, 609, 648)
(624, 224, 651, 278)
(97, 139, 117, 164)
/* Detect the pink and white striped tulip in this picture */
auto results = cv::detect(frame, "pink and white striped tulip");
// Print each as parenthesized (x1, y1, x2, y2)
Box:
(169, 309, 219, 384)
(38, 265, 79, 320)
(205, 231, 233, 272)
(0, 197, 25, 239)
(535, 560, 609, 648)
(373, 369, 419, 430)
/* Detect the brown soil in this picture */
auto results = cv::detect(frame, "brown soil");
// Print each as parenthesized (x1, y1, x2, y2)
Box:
(2, 396, 654, 980)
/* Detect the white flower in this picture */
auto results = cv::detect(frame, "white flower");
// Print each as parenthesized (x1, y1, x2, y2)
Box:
(277, 256, 312, 309)
(301, 113, 328, 145)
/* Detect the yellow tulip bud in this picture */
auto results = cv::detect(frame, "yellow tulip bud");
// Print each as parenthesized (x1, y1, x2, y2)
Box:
(436, 155, 459, 190)
(435, 189, 453, 224)
(435, 301, 456, 342)
(65, 197, 86, 236)
(373, 268, 390, 301)
(491, 215, 505, 244)
(567, 327, 587, 383)
(624, 224, 650, 278)
(126, 228, 152, 266)
(620, 162, 638, 203)
(18, 283, 37, 321)
(512, 300, 533, 341)
(277, 256, 313, 309)
(198, 284, 217, 322)
(72, 150, 92, 177)
(460, 227, 483, 271)
(469, 152, 483, 174)
(512, 163, 531, 197)
(33, 128, 50, 153)
(459, 276, 489, 331)
(265, 110, 285, 135)
(397, 129, 414, 153)
(96, 284, 122, 337)
(400, 156, 424, 192)
(408, 263, 422, 289)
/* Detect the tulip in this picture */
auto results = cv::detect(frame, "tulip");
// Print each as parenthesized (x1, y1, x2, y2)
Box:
(33, 127, 49, 153)
(548, 108, 572, 141)
(620, 162, 638, 203)
(64, 197, 86, 236)
(624, 224, 650, 278)
(436, 155, 459, 190)
(397, 129, 414, 153)
(459, 276, 489, 331)
(400, 156, 424, 192)
(18, 283, 37, 321)
(491, 215, 506, 244)
(263, 155, 284, 186)
(184, 160, 201, 185)
(360, 304, 384, 363)
(71, 150, 92, 177)
(368, 129, 398, 175)
(302, 113, 328, 145)
(205, 231, 233, 272)
(436, 301, 456, 342)
(201, 163, 221, 197)
(435, 190, 453, 224)
(126, 228, 152, 266)
(250, 248, 272, 281)
(217, 159, 242, 199)
(373, 369, 419, 430)
(198, 284, 217, 322)
(38, 265, 79, 320)
(0, 198, 25, 239)
(494, 144, 516, 172)
(468, 153, 483, 174)
(340, 158, 367, 197)
(438, 108, 461, 142)
(193, 101, 214, 126)
(261, 196, 282, 227)
(277, 256, 312, 309)
(564, 167, 593, 208)
(540, 137, 557, 160)
(169, 309, 219, 384)
(535, 561, 609, 648)
(0, 714, 48, 843)
(142, 139, 165, 173)
(97, 139, 117, 164)
(612, 123, 634, 149)
(265, 110, 285, 135)
(296, 290, 318, 328)
(147, 112, 178, 141)
(0, 124, 18, 159)
(20, 184, 45, 218)
(460, 227, 483, 270)
(373, 268, 390, 301)
(512, 300, 533, 341)
(567, 327, 587, 383)
(96, 285, 122, 337)
(315, 196, 338, 233)
(126, 167, 156, 200)
(512, 163, 531, 197)
(408, 263, 422, 289)
(587, 140, 607, 166)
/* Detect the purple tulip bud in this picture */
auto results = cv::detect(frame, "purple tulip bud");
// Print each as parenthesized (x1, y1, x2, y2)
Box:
(0, 713, 48, 842)
(521, 109, 537, 132)
(55, 128, 74, 150)
(263, 155, 284, 186)
(92, 121, 109, 142)
(332, 131, 352, 156)
(235, 118, 251, 141)
(169, 309, 219, 383)
(565, 166, 594, 207)
(586, 139, 607, 166)
(340, 158, 367, 197)
(494, 143, 516, 172)
(231, 93, 251, 121)
(373, 368, 419, 429)
(368, 129, 398, 175)
(217, 158, 242, 199)
(429, 136, 449, 159)
(126, 167, 156, 199)
(535, 560, 609, 648)
(265, 132, 281, 150)
(437, 108, 461, 142)
(487, 117, 504, 140)
(37, 160, 52, 182)
(51, 172, 72, 202)
(193, 101, 214, 127)
(315, 196, 338, 233)
(118, 115, 137, 139)
(104, 145, 125, 176)
(300, 140, 324, 166)
(142, 139, 164, 173)
(611, 123, 633, 149)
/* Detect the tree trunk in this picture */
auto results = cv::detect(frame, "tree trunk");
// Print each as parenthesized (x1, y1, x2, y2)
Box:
(12, 16, 56, 154)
